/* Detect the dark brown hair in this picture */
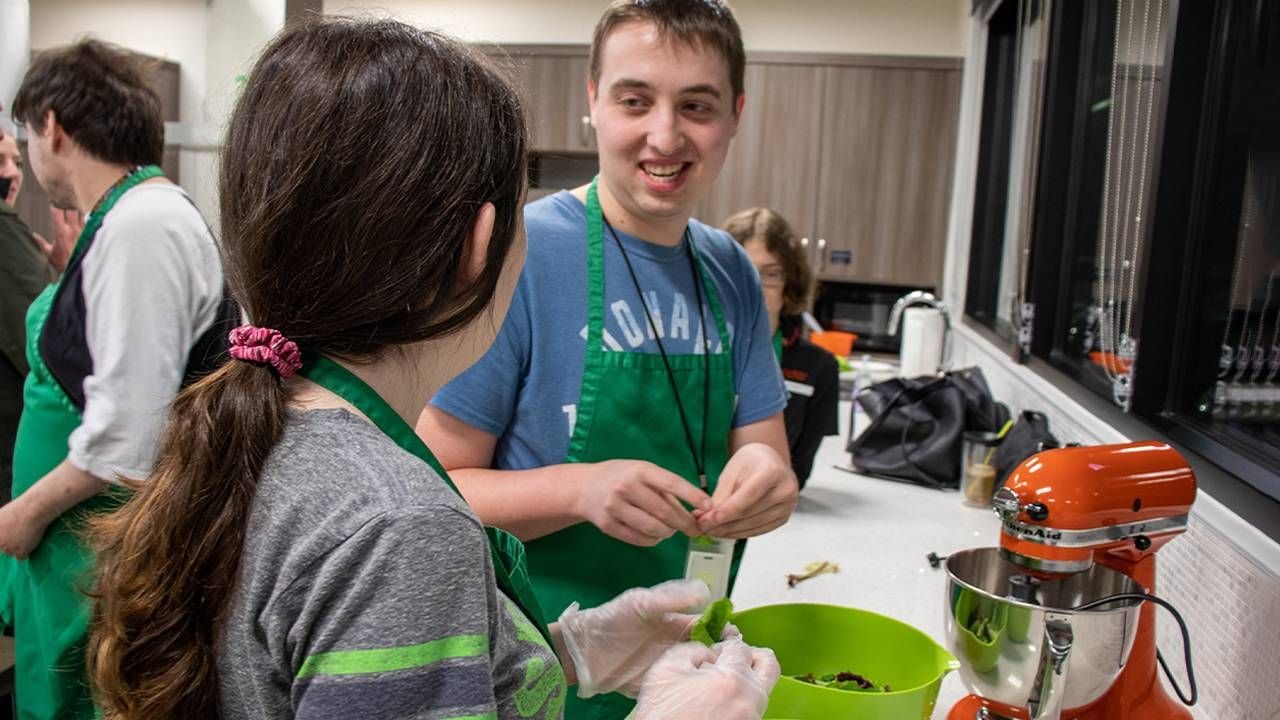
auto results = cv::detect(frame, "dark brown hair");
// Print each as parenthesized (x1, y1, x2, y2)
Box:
(590, 0, 746, 100)
(87, 18, 527, 720)
(12, 39, 164, 167)
(723, 207, 813, 314)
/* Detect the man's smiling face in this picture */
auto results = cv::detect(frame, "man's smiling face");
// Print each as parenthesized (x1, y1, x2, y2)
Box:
(589, 20, 743, 237)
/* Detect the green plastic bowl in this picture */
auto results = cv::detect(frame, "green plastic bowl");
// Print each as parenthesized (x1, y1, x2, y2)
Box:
(732, 603, 960, 720)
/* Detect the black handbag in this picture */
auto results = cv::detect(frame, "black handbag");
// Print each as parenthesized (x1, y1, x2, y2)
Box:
(993, 410, 1060, 488)
(848, 368, 1010, 488)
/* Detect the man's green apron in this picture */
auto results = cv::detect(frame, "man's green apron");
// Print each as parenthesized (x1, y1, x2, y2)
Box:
(1, 166, 161, 719)
(525, 178, 743, 720)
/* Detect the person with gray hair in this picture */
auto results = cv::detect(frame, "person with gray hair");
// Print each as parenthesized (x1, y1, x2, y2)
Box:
(0, 121, 54, 505)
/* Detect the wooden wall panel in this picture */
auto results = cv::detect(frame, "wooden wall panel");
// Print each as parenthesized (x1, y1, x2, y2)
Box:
(815, 65, 962, 287)
(693, 62, 825, 241)
(500, 49, 595, 153)
(492, 43, 964, 292)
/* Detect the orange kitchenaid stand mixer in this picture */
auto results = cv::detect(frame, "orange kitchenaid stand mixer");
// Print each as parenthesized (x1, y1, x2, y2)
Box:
(948, 441, 1197, 720)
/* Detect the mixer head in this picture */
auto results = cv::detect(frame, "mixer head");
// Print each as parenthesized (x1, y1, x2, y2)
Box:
(992, 441, 1196, 574)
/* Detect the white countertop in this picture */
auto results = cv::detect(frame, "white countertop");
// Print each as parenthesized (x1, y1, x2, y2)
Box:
(732, 400, 1000, 718)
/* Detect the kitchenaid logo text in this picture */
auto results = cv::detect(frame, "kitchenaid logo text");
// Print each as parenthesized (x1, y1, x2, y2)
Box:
(1003, 519, 1063, 542)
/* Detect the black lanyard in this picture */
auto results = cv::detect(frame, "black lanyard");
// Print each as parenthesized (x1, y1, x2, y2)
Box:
(602, 216, 713, 488)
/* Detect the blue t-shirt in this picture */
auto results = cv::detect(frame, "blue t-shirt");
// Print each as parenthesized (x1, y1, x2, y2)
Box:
(431, 191, 787, 471)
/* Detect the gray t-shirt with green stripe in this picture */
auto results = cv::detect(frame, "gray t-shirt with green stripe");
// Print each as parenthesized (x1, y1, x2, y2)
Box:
(217, 409, 566, 720)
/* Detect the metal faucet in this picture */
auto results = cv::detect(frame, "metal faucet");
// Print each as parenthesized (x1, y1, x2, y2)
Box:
(887, 291, 952, 371)
(887, 290, 951, 336)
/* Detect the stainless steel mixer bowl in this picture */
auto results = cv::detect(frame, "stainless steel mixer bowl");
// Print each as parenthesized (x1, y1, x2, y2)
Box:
(943, 548, 1143, 716)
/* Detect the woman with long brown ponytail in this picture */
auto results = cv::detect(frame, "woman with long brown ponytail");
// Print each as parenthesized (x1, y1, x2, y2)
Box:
(84, 17, 778, 720)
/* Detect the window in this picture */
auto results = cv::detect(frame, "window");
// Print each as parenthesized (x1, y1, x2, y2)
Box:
(1134, 0, 1280, 496)
(965, 0, 1052, 342)
(968, 0, 1280, 504)
(1030, 0, 1171, 407)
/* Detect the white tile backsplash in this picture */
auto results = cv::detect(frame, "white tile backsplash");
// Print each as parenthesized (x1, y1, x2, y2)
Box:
(1156, 514, 1280, 719)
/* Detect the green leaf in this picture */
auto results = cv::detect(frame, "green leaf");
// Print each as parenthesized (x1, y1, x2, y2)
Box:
(791, 671, 889, 693)
(689, 598, 734, 646)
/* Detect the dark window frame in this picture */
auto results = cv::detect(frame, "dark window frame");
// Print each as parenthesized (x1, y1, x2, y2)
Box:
(965, 0, 1280, 538)
(1131, 0, 1280, 498)
(964, 0, 1021, 341)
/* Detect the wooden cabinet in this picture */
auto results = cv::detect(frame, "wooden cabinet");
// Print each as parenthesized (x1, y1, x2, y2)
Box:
(813, 63, 962, 287)
(699, 56, 962, 290)
(692, 63, 825, 237)
(498, 46, 595, 153)
(498, 44, 963, 292)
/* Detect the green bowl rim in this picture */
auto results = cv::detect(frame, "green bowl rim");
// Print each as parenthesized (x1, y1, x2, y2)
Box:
(731, 602, 959, 697)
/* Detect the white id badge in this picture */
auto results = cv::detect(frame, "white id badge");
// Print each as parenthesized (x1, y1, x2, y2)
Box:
(684, 535, 733, 600)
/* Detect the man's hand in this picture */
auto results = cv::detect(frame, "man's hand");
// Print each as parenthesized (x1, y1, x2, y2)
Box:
(0, 460, 108, 558)
(0, 496, 53, 559)
(32, 206, 84, 272)
(577, 459, 712, 546)
(695, 443, 797, 539)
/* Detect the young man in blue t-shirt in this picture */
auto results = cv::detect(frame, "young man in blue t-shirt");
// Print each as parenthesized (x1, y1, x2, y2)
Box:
(420, 4, 796, 714)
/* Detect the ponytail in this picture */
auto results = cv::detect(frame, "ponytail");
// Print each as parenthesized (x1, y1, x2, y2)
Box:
(86, 16, 530, 719)
(88, 361, 286, 719)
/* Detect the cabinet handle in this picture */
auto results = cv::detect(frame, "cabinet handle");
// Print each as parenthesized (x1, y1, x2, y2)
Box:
(580, 115, 592, 147)
(817, 238, 827, 273)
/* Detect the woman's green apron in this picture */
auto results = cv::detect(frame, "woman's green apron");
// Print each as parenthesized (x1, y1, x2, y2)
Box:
(525, 178, 742, 720)
(296, 354, 557, 650)
(1, 165, 161, 720)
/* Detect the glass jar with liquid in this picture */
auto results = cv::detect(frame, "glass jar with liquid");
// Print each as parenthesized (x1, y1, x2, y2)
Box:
(961, 431, 1002, 507)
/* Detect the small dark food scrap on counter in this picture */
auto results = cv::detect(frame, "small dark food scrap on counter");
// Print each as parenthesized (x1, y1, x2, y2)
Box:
(786, 560, 839, 588)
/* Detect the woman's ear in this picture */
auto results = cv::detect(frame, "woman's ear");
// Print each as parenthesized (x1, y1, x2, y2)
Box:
(464, 202, 497, 281)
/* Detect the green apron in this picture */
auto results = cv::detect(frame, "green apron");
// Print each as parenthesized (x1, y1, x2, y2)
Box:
(526, 178, 741, 720)
(296, 354, 556, 650)
(2, 165, 162, 720)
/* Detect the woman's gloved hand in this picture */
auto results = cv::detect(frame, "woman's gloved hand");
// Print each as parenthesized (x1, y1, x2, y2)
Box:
(633, 639, 781, 720)
(556, 579, 737, 698)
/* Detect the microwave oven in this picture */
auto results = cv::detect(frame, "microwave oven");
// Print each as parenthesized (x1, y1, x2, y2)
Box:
(812, 280, 934, 353)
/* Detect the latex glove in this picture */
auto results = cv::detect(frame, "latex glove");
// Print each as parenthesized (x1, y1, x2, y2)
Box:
(633, 639, 781, 720)
(578, 459, 712, 546)
(696, 442, 798, 539)
(558, 579, 737, 698)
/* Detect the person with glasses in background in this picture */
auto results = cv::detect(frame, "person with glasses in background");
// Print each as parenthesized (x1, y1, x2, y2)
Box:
(724, 208, 839, 488)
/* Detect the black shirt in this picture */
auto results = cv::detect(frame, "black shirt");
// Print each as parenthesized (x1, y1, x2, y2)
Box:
(778, 315, 840, 485)
(0, 203, 55, 500)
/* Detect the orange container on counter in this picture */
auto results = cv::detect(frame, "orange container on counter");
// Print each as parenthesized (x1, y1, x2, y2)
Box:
(809, 331, 856, 357)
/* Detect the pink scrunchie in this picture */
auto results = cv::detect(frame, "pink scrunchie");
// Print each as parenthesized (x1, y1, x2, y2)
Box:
(228, 325, 303, 379)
